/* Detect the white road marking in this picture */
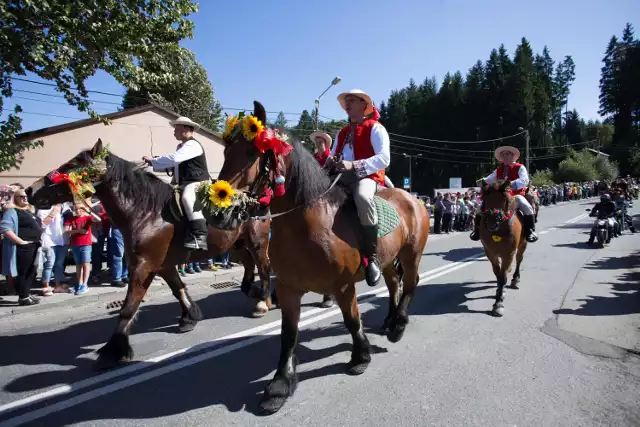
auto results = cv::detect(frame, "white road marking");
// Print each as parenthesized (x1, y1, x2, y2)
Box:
(564, 213, 589, 224)
(0, 210, 593, 425)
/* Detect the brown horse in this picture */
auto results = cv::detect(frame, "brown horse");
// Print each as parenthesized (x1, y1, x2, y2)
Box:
(478, 180, 528, 317)
(210, 101, 430, 414)
(525, 187, 540, 223)
(26, 140, 273, 369)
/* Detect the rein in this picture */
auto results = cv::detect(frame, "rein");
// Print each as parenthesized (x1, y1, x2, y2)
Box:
(250, 172, 343, 221)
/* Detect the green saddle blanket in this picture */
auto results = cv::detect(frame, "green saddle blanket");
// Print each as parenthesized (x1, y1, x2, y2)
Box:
(374, 196, 400, 238)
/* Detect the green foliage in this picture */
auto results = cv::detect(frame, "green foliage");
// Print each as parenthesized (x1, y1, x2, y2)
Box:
(0, 0, 198, 171)
(274, 112, 288, 130)
(598, 23, 640, 173)
(531, 169, 555, 187)
(122, 47, 222, 131)
(555, 150, 597, 182)
(0, 106, 43, 172)
(554, 149, 618, 183)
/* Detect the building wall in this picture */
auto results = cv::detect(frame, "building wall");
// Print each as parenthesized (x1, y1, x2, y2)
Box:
(0, 108, 225, 187)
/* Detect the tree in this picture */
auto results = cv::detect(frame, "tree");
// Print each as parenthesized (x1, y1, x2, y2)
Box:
(531, 169, 555, 187)
(292, 110, 315, 152)
(274, 112, 288, 130)
(122, 47, 222, 131)
(0, 0, 198, 171)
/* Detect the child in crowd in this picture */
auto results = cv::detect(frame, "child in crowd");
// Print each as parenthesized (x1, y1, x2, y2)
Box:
(64, 200, 102, 295)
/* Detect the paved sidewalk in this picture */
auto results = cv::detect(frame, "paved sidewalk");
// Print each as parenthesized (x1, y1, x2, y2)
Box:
(0, 264, 247, 319)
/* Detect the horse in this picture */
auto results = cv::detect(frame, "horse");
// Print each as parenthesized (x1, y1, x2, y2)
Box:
(209, 101, 430, 414)
(478, 180, 528, 317)
(525, 186, 540, 223)
(26, 140, 274, 369)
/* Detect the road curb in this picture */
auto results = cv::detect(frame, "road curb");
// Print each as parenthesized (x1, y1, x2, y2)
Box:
(0, 267, 246, 319)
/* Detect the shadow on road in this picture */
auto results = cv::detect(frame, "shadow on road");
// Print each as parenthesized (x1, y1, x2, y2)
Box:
(553, 250, 640, 317)
(428, 247, 485, 261)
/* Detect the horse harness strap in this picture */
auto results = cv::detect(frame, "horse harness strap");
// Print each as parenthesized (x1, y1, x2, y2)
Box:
(250, 173, 343, 221)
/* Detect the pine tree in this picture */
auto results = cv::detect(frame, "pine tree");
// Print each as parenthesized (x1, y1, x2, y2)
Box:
(274, 112, 288, 130)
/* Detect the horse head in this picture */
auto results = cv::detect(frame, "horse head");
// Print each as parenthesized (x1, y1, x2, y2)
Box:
(27, 139, 107, 209)
(212, 101, 293, 230)
(481, 179, 514, 232)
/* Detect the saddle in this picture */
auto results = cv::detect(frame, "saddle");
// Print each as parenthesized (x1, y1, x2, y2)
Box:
(329, 170, 400, 239)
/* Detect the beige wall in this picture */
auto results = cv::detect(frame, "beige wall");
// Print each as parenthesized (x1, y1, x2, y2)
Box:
(0, 108, 225, 187)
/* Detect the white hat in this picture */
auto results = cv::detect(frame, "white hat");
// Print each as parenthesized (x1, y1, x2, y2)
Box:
(309, 131, 332, 146)
(170, 116, 200, 129)
(495, 146, 520, 162)
(337, 89, 374, 116)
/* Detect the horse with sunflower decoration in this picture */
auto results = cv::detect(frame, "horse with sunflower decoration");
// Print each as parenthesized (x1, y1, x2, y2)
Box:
(208, 101, 430, 414)
(26, 140, 274, 370)
(477, 179, 528, 317)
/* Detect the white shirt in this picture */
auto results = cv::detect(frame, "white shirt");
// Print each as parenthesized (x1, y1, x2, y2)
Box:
(484, 164, 529, 190)
(37, 205, 68, 248)
(151, 139, 204, 184)
(331, 122, 391, 178)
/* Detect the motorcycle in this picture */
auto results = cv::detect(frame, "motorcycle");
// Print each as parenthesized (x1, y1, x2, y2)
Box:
(586, 208, 614, 247)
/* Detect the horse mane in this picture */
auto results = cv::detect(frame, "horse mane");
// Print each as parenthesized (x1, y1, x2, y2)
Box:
(286, 139, 346, 207)
(103, 154, 174, 215)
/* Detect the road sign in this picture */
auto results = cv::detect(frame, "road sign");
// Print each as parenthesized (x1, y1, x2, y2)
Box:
(449, 177, 462, 189)
(403, 177, 410, 189)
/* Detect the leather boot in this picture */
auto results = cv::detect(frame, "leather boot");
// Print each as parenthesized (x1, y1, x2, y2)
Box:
(521, 215, 538, 242)
(362, 225, 382, 287)
(469, 212, 482, 241)
(185, 219, 209, 251)
(587, 228, 595, 244)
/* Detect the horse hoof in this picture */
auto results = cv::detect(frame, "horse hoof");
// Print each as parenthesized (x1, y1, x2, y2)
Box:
(252, 301, 269, 318)
(491, 306, 504, 317)
(320, 297, 335, 309)
(93, 355, 124, 372)
(387, 326, 406, 343)
(346, 360, 370, 376)
(178, 318, 197, 333)
(259, 395, 288, 415)
(509, 282, 520, 289)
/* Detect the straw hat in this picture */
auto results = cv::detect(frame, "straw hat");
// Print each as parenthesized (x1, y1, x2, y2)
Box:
(494, 146, 520, 162)
(337, 89, 374, 116)
(309, 131, 332, 147)
(170, 116, 200, 129)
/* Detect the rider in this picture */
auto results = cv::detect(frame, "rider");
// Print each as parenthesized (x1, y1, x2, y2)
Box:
(310, 131, 333, 167)
(587, 193, 617, 244)
(142, 116, 210, 251)
(470, 145, 538, 243)
(325, 89, 391, 287)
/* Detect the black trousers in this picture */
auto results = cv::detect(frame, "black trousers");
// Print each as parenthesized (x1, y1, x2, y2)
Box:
(14, 243, 39, 299)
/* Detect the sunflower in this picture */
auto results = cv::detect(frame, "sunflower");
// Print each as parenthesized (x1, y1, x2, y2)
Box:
(209, 180, 236, 209)
(223, 115, 239, 139)
(242, 115, 264, 141)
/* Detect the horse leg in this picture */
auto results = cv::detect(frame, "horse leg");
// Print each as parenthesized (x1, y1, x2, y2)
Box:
(159, 265, 203, 332)
(335, 283, 372, 375)
(492, 254, 512, 317)
(95, 261, 157, 370)
(259, 281, 302, 415)
(387, 250, 420, 343)
(509, 240, 526, 289)
(379, 264, 401, 334)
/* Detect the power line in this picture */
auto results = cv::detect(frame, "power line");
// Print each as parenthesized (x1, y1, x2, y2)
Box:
(388, 130, 526, 144)
(390, 150, 490, 165)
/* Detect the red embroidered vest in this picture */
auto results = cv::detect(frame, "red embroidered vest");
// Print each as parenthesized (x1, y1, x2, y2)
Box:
(335, 119, 385, 184)
(314, 149, 330, 167)
(496, 163, 526, 196)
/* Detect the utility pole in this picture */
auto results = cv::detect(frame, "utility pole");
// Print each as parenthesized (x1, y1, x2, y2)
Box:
(403, 152, 422, 193)
(314, 76, 341, 130)
(518, 127, 530, 171)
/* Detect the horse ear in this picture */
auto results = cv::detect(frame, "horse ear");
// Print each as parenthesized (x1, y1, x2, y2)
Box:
(253, 101, 267, 127)
(90, 139, 104, 159)
(501, 180, 511, 190)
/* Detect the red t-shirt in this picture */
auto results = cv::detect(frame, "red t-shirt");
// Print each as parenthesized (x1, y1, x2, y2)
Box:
(64, 215, 93, 247)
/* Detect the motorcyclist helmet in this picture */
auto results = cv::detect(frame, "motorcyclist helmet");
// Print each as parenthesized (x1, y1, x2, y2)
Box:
(600, 193, 611, 201)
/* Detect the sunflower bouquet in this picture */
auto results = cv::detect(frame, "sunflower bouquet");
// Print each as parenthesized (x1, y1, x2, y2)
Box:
(195, 179, 257, 225)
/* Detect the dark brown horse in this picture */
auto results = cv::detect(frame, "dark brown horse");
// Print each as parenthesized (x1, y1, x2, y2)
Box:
(210, 101, 430, 414)
(525, 187, 540, 223)
(26, 140, 273, 368)
(478, 180, 528, 317)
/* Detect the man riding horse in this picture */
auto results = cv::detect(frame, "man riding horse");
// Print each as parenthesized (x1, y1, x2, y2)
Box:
(142, 116, 210, 251)
(470, 145, 538, 243)
(324, 89, 391, 287)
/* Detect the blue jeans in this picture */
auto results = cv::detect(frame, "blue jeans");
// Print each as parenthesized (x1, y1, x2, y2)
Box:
(92, 234, 106, 276)
(108, 228, 128, 281)
(72, 245, 92, 264)
(41, 245, 68, 284)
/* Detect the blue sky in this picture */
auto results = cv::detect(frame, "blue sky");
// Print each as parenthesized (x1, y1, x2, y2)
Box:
(4, 0, 639, 133)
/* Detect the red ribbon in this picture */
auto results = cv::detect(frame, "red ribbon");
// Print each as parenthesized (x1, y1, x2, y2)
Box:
(257, 188, 273, 207)
(254, 129, 293, 156)
(48, 170, 77, 192)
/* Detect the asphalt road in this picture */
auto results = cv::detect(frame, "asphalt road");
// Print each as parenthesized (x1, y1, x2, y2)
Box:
(0, 199, 638, 427)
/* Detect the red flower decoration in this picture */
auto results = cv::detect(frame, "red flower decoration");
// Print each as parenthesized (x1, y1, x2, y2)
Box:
(254, 129, 293, 156)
